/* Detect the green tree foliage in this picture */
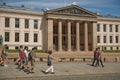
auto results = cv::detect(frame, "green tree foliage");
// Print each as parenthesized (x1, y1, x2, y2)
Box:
(0, 35, 3, 45)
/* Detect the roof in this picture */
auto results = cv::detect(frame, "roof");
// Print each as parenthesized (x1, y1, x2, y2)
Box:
(0, 4, 44, 15)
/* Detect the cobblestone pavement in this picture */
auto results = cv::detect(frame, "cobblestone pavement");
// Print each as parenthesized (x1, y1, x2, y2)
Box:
(0, 62, 120, 80)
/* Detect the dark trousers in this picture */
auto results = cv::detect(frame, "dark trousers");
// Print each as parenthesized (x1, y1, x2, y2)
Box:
(92, 58, 97, 66)
(95, 59, 104, 67)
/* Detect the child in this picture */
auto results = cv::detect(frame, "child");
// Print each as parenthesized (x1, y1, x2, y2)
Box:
(45, 50, 55, 74)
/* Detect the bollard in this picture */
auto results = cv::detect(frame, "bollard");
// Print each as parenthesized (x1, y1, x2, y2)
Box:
(115, 57, 119, 62)
(103, 57, 106, 62)
(83, 58, 85, 62)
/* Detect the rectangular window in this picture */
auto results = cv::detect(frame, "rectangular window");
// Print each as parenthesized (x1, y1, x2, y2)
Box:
(103, 36, 106, 43)
(115, 25, 118, 32)
(97, 24, 100, 32)
(109, 24, 112, 32)
(15, 32, 19, 42)
(34, 20, 38, 29)
(103, 24, 106, 32)
(5, 32, 9, 42)
(34, 33, 38, 42)
(116, 36, 119, 43)
(5, 17, 10, 27)
(110, 36, 112, 43)
(25, 19, 29, 28)
(24, 33, 29, 42)
(15, 18, 19, 28)
(97, 36, 100, 43)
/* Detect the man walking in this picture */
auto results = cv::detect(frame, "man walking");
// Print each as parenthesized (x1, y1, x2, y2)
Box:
(92, 48, 99, 66)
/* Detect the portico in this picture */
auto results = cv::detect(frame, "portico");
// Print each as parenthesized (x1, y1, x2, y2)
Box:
(45, 5, 97, 52)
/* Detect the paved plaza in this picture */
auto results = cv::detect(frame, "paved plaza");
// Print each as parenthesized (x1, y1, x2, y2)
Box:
(0, 62, 120, 80)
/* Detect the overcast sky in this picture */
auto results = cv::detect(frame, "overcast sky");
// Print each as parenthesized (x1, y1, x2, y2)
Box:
(0, 0, 120, 16)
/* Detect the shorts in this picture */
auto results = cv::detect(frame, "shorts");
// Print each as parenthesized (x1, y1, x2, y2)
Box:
(1, 54, 7, 59)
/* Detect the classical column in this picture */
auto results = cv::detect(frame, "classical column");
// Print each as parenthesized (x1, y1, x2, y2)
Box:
(67, 20, 71, 51)
(58, 19, 62, 51)
(76, 21, 80, 51)
(47, 18, 53, 51)
(84, 22, 88, 51)
(92, 21, 97, 51)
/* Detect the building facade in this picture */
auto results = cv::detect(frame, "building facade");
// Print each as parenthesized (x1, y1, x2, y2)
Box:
(0, 4, 120, 52)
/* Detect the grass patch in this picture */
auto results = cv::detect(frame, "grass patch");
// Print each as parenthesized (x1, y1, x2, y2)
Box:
(103, 50, 120, 53)
(7, 49, 46, 53)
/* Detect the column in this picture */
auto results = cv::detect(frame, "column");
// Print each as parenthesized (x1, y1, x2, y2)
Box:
(84, 22, 88, 51)
(47, 18, 53, 51)
(67, 20, 71, 51)
(76, 21, 80, 51)
(20, 18, 25, 44)
(92, 21, 97, 51)
(58, 19, 62, 51)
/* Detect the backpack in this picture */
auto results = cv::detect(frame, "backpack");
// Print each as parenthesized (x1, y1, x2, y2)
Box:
(21, 50, 25, 59)
(28, 52, 32, 60)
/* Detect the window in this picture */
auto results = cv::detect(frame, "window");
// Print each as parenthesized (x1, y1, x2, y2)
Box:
(103, 24, 106, 32)
(116, 36, 119, 43)
(110, 47, 113, 50)
(110, 36, 112, 43)
(34, 20, 38, 29)
(116, 47, 119, 50)
(15, 32, 19, 42)
(25, 19, 29, 28)
(109, 24, 112, 32)
(5, 32, 9, 42)
(15, 46, 19, 49)
(115, 25, 118, 32)
(24, 33, 29, 42)
(34, 33, 38, 42)
(97, 36, 100, 43)
(5, 17, 10, 27)
(15, 18, 19, 28)
(104, 47, 106, 50)
(103, 36, 106, 43)
(97, 24, 100, 32)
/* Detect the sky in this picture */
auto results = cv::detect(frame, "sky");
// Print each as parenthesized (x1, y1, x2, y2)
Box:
(0, 0, 120, 16)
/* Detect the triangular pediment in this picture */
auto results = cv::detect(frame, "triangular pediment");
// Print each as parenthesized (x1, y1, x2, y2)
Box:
(47, 5, 97, 17)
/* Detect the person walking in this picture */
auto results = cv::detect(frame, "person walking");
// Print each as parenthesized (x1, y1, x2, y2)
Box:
(28, 47, 36, 73)
(23, 46, 29, 71)
(17, 45, 23, 68)
(95, 49, 104, 67)
(92, 48, 99, 66)
(44, 50, 55, 74)
(0, 44, 8, 67)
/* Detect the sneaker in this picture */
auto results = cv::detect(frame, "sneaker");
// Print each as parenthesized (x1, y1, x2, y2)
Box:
(51, 72, 55, 74)
(4, 64, 8, 67)
(44, 72, 49, 74)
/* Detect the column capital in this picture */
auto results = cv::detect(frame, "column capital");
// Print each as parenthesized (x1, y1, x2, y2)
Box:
(92, 21, 97, 23)
(46, 18, 53, 20)
(76, 20, 80, 23)
(67, 19, 72, 22)
(57, 18, 62, 21)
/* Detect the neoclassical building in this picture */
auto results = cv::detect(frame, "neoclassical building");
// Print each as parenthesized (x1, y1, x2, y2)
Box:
(0, 4, 120, 52)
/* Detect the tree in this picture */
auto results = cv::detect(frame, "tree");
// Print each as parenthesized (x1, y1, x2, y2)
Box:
(0, 35, 3, 45)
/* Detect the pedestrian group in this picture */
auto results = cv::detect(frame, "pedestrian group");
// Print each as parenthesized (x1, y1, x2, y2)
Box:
(0, 44, 104, 74)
